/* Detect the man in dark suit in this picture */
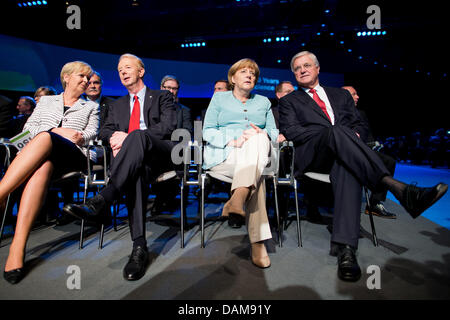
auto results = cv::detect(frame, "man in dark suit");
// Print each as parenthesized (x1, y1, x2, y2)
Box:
(279, 51, 447, 282)
(84, 71, 116, 129)
(342, 85, 397, 219)
(64, 53, 177, 281)
(151, 75, 193, 213)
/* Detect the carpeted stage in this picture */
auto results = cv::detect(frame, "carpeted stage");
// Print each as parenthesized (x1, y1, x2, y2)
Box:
(0, 164, 449, 300)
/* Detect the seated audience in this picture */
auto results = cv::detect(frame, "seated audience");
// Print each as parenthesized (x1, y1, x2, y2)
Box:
(279, 50, 448, 282)
(1, 61, 99, 284)
(203, 58, 278, 268)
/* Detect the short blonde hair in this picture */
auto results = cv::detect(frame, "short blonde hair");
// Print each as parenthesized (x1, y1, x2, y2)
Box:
(227, 58, 260, 89)
(60, 61, 93, 89)
(118, 53, 145, 70)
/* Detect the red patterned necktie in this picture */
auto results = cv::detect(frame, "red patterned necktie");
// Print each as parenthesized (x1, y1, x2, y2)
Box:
(128, 95, 140, 133)
(309, 88, 331, 121)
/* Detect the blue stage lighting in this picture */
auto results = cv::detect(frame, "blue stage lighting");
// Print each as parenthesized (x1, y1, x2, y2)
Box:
(276, 37, 280, 42)
(280, 37, 285, 41)
(340, 41, 344, 44)
(277, 59, 281, 63)
(18, 3, 22, 6)
(285, 36, 289, 41)
(27, 2, 31, 6)
(37, 1, 41, 4)
(361, 32, 366, 36)
(324, 9, 330, 13)
(22, 2, 27, 6)
(316, 32, 321, 36)
(263, 39, 267, 43)
(32, 1, 36, 5)
(321, 24, 326, 27)
(347, 49, 352, 52)
(267, 38, 271, 42)
(202, 42, 205, 46)
(377, 31, 381, 35)
(358, 56, 363, 60)
(181, 44, 184, 48)
(367, 31, 372, 36)
(329, 32, 334, 36)
(43, 0, 47, 4)
(357, 32, 361, 37)
(382, 31, 386, 35)
(301, 43, 306, 46)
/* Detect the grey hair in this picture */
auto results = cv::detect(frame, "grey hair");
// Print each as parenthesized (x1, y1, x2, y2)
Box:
(290, 51, 320, 72)
(160, 75, 180, 88)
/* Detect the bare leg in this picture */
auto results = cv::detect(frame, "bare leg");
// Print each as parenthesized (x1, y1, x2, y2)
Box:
(0, 132, 52, 202)
(5, 160, 54, 272)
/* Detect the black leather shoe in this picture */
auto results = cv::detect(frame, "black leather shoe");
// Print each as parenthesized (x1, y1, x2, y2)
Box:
(365, 203, 397, 219)
(337, 244, 361, 282)
(3, 268, 25, 284)
(123, 246, 149, 281)
(400, 183, 448, 218)
(63, 195, 107, 224)
(228, 213, 244, 228)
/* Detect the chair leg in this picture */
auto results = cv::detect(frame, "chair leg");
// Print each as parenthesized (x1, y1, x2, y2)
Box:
(273, 177, 282, 248)
(180, 178, 185, 249)
(365, 188, 378, 247)
(201, 174, 206, 248)
(0, 194, 11, 246)
(98, 223, 105, 249)
(79, 219, 85, 249)
(294, 179, 302, 247)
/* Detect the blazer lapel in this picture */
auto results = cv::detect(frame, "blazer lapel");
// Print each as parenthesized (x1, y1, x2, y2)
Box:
(143, 87, 153, 128)
(297, 89, 329, 121)
(322, 87, 340, 123)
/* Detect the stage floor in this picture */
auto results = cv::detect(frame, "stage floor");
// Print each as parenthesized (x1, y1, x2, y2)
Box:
(0, 164, 449, 300)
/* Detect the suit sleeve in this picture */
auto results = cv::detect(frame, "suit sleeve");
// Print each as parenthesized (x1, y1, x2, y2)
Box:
(80, 103, 100, 144)
(278, 96, 310, 145)
(99, 99, 120, 143)
(146, 91, 177, 140)
(181, 106, 193, 133)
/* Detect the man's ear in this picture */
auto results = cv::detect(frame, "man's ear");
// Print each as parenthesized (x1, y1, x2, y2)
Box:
(139, 68, 145, 78)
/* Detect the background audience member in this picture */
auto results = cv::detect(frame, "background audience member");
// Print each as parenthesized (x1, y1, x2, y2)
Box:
(84, 71, 115, 130)
(33, 86, 57, 104)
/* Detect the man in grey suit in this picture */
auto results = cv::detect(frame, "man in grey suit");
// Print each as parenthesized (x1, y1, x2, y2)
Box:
(65, 54, 177, 281)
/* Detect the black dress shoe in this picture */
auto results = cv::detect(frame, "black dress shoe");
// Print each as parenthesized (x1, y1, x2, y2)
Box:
(4, 268, 25, 284)
(123, 246, 149, 281)
(337, 244, 361, 282)
(228, 213, 244, 228)
(63, 195, 108, 224)
(365, 203, 397, 219)
(400, 183, 448, 218)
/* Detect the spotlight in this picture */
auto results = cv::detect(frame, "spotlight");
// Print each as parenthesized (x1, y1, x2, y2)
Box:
(357, 32, 361, 37)
(263, 39, 267, 43)
(347, 49, 352, 52)
(358, 56, 363, 60)
(277, 59, 281, 63)
(32, 1, 36, 5)
(202, 42, 206, 46)
(276, 37, 280, 41)
(18, 3, 22, 6)
(382, 31, 386, 35)
(181, 44, 184, 48)
(285, 36, 289, 41)
(340, 41, 344, 44)
(43, 0, 47, 4)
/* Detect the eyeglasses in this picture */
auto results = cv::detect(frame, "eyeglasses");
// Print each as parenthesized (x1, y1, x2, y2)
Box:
(293, 63, 315, 73)
(162, 86, 179, 91)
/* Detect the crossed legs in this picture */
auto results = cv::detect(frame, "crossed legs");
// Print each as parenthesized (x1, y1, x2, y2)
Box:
(0, 132, 54, 272)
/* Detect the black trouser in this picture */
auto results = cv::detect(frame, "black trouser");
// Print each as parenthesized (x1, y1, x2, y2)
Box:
(298, 125, 390, 248)
(100, 130, 172, 241)
(369, 152, 396, 204)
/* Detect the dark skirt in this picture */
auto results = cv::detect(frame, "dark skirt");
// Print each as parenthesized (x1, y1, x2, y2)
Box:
(46, 131, 88, 178)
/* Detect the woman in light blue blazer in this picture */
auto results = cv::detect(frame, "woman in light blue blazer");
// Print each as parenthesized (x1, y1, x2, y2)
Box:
(203, 58, 279, 269)
(1, 61, 99, 284)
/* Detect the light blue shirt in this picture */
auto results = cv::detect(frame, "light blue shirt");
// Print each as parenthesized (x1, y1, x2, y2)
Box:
(202, 90, 278, 169)
(129, 86, 147, 130)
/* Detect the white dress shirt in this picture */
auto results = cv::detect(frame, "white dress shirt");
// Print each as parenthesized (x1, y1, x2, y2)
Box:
(302, 84, 335, 125)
